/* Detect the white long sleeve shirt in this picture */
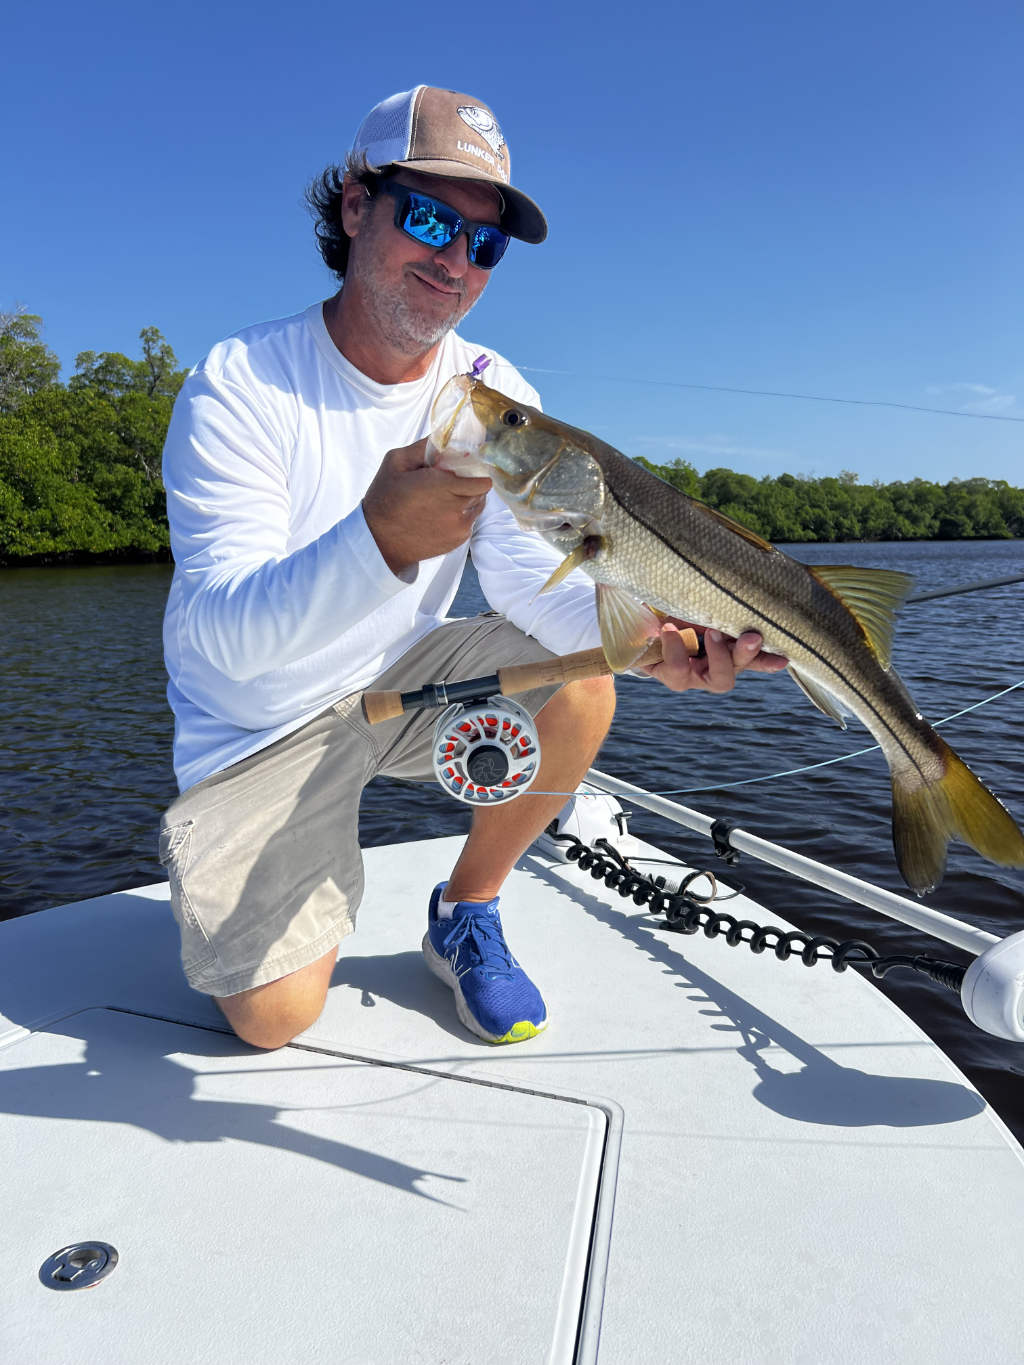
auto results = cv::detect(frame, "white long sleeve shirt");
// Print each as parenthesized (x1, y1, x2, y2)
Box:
(162, 301, 600, 791)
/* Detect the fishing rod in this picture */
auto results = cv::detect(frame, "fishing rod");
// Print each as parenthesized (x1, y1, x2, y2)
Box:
(363, 569, 1021, 727)
(359, 568, 1024, 1038)
(361, 630, 698, 726)
(362, 632, 698, 804)
(361, 569, 1022, 803)
(906, 571, 1024, 604)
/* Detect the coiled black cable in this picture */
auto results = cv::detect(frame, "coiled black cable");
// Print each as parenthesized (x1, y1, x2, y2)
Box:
(548, 829, 968, 995)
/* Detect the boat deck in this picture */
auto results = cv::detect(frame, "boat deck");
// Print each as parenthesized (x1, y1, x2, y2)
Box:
(2, 835, 1022, 1363)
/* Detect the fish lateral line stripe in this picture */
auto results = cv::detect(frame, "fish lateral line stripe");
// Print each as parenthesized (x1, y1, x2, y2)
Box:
(607, 488, 935, 784)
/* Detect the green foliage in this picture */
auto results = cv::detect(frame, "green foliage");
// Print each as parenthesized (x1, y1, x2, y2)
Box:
(0, 310, 61, 413)
(635, 456, 701, 498)
(0, 315, 183, 563)
(637, 457, 1024, 543)
(0, 312, 1021, 562)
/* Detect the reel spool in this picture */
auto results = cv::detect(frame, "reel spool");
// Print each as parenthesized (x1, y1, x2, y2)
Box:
(432, 696, 540, 805)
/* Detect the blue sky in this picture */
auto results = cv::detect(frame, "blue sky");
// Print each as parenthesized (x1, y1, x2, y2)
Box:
(4, 0, 1021, 484)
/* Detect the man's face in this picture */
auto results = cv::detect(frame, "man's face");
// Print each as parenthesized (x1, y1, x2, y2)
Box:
(342, 170, 503, 355)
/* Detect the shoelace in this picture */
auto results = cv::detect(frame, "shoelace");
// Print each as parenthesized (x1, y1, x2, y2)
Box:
(440, 910, 515, 979)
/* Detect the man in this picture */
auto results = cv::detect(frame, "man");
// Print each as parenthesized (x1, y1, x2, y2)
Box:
(159, 86, 783, 1052)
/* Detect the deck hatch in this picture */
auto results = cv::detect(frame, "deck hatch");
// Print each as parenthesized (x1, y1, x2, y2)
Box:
(1, 1008, 607, 1363)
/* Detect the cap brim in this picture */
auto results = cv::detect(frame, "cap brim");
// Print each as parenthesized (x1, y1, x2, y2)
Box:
(385, 158, 548, 244)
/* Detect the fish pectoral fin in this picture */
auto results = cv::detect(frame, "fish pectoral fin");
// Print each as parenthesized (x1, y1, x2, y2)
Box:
(787, 665, 848, 730)
(596, 584, 663, 672)
(532, 536, 605, 599)
(807, 566, 914, 668)
(533, 546, 590, 599)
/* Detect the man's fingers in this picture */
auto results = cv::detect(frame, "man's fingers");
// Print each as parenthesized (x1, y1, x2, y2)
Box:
(702, 629, 740, 691)
(746, 650, 789, 672)
(449, 475, 492, 500)
(646, 622, 788, 694)
(384, 440, 491, 496)
(365, 445, 491, 575)
(731, 631, 765, 665)
(700, 629, 787, 691)
(659, 621, 692, 660)
(385, 438, 432, 472)
(430, 466, 492, 502)
(730, 630, 788, 672)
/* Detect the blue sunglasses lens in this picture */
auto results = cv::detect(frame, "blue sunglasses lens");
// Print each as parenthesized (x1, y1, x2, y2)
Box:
(404, 193, 458, 248)
(467, 224, 508, 269)
(389, 187, 509, 269)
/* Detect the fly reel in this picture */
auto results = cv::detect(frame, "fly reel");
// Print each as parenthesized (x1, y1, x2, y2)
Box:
(432, 696, 540, 805)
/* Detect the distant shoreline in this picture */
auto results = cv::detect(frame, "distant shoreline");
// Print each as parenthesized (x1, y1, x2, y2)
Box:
(0, 549, 173, 570)
(2, 537, 1021, 571)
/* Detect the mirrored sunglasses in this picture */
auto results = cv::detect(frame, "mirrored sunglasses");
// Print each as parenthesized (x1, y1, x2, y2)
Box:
(374, 180, 510, 270)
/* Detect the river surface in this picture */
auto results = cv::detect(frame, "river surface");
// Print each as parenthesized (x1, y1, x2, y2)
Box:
(2, 541, 1023, 1134)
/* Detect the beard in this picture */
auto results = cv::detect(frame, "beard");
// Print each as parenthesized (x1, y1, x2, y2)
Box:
(364, 262, 478, 354)
(346, 216, 481, 356)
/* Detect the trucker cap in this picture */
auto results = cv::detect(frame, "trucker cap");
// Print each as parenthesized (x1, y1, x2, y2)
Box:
(349, 86, 548, 244)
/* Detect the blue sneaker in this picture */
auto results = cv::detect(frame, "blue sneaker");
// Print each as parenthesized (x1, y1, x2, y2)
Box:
(423, 883, 548, 1044)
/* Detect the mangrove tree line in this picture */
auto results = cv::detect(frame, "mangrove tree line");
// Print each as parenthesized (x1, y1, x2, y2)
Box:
(1, 311, 1021, 564)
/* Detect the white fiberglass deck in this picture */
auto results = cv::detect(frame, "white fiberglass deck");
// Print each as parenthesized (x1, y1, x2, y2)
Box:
(2, 835, 1023, 1363)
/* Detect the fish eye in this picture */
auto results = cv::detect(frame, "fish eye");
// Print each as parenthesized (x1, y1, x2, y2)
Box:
(502, 409, 528, 427)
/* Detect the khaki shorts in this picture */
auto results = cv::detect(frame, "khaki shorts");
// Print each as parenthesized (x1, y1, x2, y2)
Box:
(158, 616, 559, 997)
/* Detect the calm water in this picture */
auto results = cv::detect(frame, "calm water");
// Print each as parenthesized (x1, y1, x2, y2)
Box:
(2, 543, 1023, 1132)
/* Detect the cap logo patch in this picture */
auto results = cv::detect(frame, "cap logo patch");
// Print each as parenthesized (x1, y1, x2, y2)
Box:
(457, 105, 506, 163)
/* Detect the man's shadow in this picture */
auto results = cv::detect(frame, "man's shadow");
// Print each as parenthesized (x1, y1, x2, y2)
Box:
(522, 855, 985, 1129)
(0, 1006, 466, 1205)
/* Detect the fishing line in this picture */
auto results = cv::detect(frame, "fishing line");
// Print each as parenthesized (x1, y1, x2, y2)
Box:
(516, 571, 1024, 800)
(523, 677, 1024, 800)
(499, 362, 1024, 425)
(640, 678, 1024, 797)
(907, 572, 1024, 603)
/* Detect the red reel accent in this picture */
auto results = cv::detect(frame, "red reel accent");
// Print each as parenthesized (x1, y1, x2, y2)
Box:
(431, 696, 540, 805)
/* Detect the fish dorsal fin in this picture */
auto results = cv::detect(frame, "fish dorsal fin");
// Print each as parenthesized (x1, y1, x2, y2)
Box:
(699, 502, 776, 553)
(595, 584, 662, 672)
(807, 565, 914, 668)
(787, 664, 848, 730)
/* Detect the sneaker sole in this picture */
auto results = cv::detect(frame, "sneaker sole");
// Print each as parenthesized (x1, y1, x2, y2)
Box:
(422, 933, 548, 1045)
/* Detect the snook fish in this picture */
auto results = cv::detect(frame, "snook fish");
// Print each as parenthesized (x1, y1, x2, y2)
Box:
(430, 373, 1024, 895)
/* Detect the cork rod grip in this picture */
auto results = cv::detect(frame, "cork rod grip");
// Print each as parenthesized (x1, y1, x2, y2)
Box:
(362, 690, 406, 725)
(497, 629, 698, 695)
(360, 629, 700, 725)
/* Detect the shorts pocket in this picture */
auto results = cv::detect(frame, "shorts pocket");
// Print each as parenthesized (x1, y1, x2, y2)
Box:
(158, 818, 217, 974)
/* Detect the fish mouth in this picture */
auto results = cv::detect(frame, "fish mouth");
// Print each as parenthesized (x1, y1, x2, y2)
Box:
(428, 375, 488, 471)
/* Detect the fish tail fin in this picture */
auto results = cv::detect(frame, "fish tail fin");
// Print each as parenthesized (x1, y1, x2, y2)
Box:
(892, 735, 1024, 894)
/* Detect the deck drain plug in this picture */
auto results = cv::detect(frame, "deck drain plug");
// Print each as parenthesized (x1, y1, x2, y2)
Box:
(39, 1242, 119, 1290)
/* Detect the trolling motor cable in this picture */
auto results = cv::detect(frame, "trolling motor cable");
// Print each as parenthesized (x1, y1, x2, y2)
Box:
(547, 828, 968, 996)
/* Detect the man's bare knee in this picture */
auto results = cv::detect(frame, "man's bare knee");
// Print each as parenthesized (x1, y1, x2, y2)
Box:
(539, 673, 616, 737)
(215, 946, 337, 1050)
(219, 1005, 321, 1051)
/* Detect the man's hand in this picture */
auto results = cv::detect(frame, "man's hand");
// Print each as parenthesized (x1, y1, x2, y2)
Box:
(363, 437, 492, 576)
(640, 620, 788, 693)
